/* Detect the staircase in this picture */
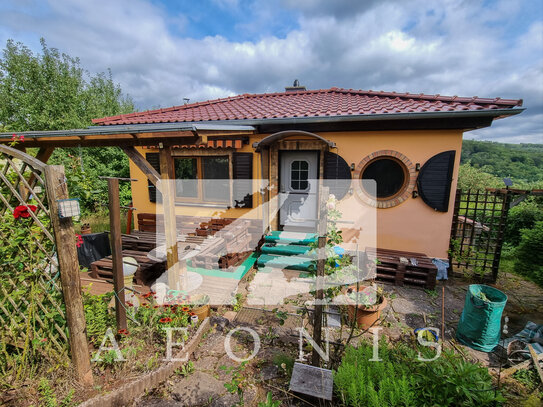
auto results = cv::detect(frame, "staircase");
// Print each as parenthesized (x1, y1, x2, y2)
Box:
(257, 231, 318, 274)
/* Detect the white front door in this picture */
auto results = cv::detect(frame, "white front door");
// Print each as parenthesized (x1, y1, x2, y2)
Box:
(279, 151, 318, 230)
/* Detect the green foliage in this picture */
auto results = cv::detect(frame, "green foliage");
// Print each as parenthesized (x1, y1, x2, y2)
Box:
(457, 163, 501, 191)
(82, 290, 114, 344)
(232, 293, 244, 312)
(505, 199, 543, 246)
(258, 392, 281, 407)
(0, 38, 133, 131)
(513, 368, 540, 391)
(335, 342, 415, 407)
(334, 341, 504, 407)
(221, 361, 249, 405)
(0, 38, 134, 212)
(49, 147, 132, 211)
(514, 221, 543, 286)
(272, 353, 294, 376)
(37, 378, 75, 407)
(461, 140, 543, 184)
(175, 360, 194, 377)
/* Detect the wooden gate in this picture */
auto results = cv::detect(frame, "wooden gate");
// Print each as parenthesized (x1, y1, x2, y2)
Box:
(0, 144, 91, 390)
(449, 188, 511, 282)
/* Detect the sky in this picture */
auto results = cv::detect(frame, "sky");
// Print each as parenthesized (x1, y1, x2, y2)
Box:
(0, 0, 542, 143)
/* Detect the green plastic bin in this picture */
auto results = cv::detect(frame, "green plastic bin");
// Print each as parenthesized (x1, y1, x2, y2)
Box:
(456, 284, 507, 352)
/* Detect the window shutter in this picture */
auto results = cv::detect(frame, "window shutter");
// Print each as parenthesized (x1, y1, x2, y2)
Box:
(145, 153, 162, 203)
(323, 152, 352, 200)
(233, 152, 253, 208)
(416, 150, 456, 212)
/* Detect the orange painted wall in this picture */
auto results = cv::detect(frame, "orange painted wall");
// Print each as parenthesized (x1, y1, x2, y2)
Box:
(128, 129, 463, 259)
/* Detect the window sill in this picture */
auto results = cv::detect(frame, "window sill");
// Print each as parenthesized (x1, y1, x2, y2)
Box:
(175, 201, 230, 209)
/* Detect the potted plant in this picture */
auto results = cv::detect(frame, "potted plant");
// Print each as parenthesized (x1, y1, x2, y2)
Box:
(191, 294, 210, 321)
(344, 284, 387, 329)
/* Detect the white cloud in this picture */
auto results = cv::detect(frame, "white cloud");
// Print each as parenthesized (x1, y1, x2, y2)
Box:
(0, 0, 541, 143)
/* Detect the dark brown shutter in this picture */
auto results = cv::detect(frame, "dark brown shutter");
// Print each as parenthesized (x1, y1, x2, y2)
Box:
(145, 153, 162, 203)
(233, 152, 253, 208)
(323, 152, 352, 200)
(417, 150, 456, 212)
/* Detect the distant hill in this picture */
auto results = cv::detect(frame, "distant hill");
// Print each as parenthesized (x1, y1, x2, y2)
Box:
(461, 140, 543, 183)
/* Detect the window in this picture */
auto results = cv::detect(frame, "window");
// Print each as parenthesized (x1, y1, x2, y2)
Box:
(361, 157, 407, 199)
(174, 156, 230, 203)
(290, 160, 309, 190)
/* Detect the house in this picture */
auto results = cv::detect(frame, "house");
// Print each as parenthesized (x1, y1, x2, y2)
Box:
(90, 86, 522, 259)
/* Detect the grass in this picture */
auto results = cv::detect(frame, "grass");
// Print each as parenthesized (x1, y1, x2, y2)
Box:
(75, 210, 133, 234)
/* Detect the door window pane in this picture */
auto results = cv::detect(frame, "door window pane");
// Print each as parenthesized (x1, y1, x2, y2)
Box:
(203, 157, 229, 202)
(174, 158, 198, 198)
(291, 160, 309, 191)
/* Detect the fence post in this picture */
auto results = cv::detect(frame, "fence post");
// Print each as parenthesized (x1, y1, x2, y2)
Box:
(44, 165, 93, 386)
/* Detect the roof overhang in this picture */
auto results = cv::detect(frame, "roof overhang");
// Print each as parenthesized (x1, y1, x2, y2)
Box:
(0, 123, 255, 148)
(0, 108, 523, 148)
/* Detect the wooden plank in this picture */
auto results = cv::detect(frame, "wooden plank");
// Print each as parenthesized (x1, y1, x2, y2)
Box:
(44, 165, 93, 386)
(502, 351, 543, 378)
(528, 344, 543, 384)
(159, 146, 182, 290)
(121, 146, 160, 187)
(107, 178, 127, 333)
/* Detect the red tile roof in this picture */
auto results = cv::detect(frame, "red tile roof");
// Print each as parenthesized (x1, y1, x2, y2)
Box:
(92, 87, 523, 126)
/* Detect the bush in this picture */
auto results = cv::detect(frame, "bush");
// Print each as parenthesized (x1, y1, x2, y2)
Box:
(505, 199, 543, 246)
(334, 342, 415, 407)
(334, 341, 503, 407)
(514, 221, 543, 286)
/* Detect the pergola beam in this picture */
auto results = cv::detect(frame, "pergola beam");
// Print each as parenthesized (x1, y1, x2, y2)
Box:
(120, 146, 161, 188)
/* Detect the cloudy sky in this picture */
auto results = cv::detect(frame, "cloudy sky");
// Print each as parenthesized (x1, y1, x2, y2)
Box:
(1, 0, 542, 143)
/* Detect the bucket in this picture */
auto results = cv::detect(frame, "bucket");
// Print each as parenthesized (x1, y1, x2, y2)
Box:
(456, 284, 507, 352)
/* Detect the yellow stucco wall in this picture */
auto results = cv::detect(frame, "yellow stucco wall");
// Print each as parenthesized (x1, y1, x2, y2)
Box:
(128, 129, 463, 259)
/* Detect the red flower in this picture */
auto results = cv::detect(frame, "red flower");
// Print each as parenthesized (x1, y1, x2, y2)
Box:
(189, 312, 196, 317)
(41, 338, 48, 342)
(142, 303, 149, 308)
(11, 134, 16, 141)
(126, 301, 133, 307)
(13, 205, 37, 219)
(75, 234, 83, 248)
(118, 329, 129, 335)
(153, 305, 159, 309)
(142, 292, 152, 299)
(159, 317, 172, 323)
(181, 307, 190, 313)
(20, 135, 24, 142)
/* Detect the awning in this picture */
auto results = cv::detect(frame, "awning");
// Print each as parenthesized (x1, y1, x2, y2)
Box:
(252, 130, 335, 152)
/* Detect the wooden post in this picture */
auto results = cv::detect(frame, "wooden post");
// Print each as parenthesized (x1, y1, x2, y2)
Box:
(44, 165, 93, 385)
(312, 186, 328, 367)
(107, 178, 127, 332)
(159, 146, 182, 290)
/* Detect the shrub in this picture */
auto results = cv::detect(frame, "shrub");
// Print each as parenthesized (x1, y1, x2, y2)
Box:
(505, 199, 543, 246)
(334, 342, 415, 407)
(334, 341, 504, 407)
(514, 221, 543, 286)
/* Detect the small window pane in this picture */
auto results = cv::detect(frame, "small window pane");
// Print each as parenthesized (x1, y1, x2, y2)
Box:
(291, 160, 309, 191)
(203, 157, 229, 202)
(175, 158, 198, 198)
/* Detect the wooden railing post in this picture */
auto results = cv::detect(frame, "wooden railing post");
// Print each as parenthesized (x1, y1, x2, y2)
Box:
(44, 165, 93, 386)
(107, 178, 128, 333)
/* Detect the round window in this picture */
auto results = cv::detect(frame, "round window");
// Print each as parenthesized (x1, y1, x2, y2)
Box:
(361, 157, 406, 199)
(353, 150, 416, 208)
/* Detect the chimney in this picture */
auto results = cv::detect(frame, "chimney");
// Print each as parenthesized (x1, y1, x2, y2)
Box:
(285, 79, 306, 92)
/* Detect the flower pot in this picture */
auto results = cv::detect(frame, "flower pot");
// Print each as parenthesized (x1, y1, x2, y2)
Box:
(344, 285, 387, 329)
(192, 304, 210, 320)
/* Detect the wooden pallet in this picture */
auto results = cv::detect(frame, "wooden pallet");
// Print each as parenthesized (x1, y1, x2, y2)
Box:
(90, 249, 165, 285)
(365, 247, 437, 290)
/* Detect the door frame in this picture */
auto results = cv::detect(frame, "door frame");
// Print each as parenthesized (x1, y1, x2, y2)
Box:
(268, 138, 329, 231)
(278, 150, 319, 230)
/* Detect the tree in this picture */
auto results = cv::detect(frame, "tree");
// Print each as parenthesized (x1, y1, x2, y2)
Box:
(0, 38, 135, 211)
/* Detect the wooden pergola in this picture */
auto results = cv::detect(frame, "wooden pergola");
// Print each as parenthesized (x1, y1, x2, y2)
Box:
(0, 123, 256, 290)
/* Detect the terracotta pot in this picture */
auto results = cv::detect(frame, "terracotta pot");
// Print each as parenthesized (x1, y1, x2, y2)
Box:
(192, 304, 210, 321)
(345, 285, 387, 329)
(81, 224, 92, 234)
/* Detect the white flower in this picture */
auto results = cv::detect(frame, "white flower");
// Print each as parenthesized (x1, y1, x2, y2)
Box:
(326, 201, 336, 210)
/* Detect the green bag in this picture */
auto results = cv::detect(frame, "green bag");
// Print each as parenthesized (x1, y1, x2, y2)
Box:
(456, 284, 507, 352)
